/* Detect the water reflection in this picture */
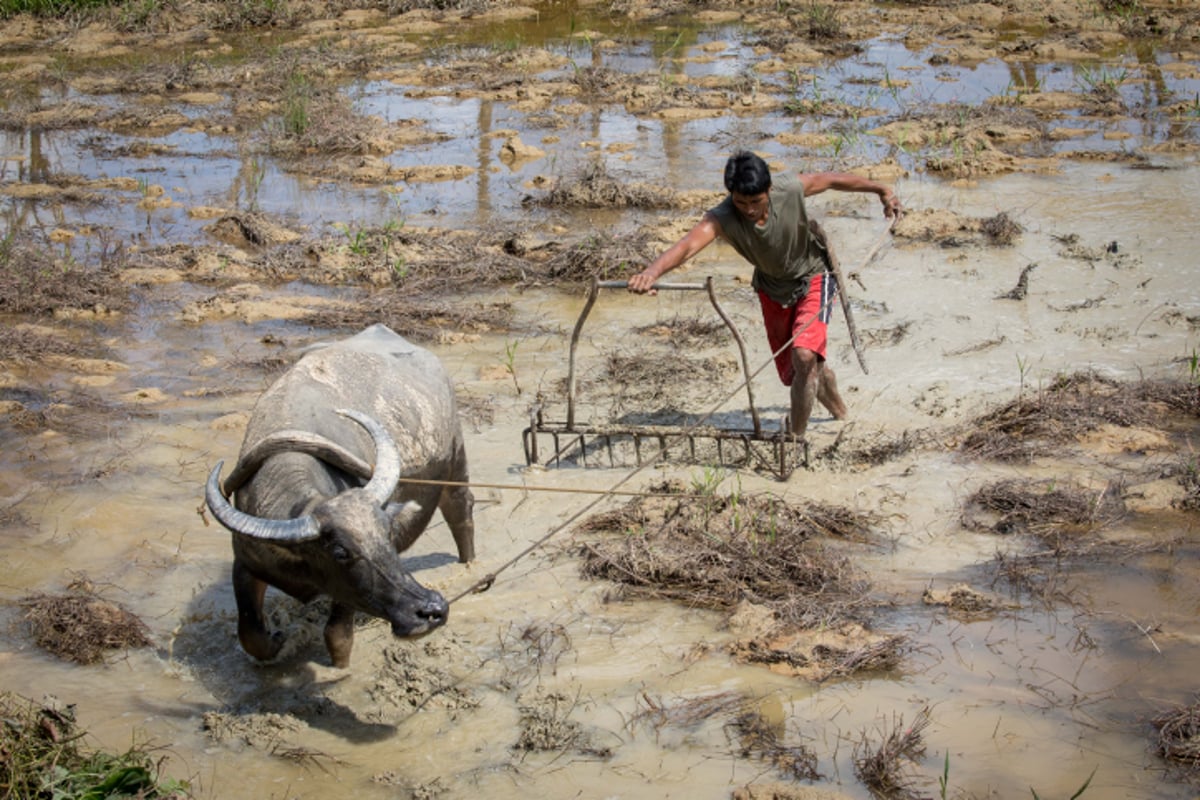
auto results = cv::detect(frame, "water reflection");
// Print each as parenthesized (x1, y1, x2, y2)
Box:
(2, 6, 1195, 264)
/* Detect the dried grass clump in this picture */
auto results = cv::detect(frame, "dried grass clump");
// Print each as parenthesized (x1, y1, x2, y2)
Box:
(817, 428, 925, 469)
(729, 710, 821, 781)
(852, 710, 931, 800)
(302, 298, 515, 343)
(1, 326, 84, 364)
(571, 65, 624, 96)
(0, 232, 130, 317)
(513, 691, 612, 759)
(541, 230, 658, 284)
(224, 224, 540, 293)
(383, 0, 501, 15)
(960, 372, 1181, 462)
(269, 85, 398, 156)
(1133, 377, 1200, 417)
(630, 691, 749, 734)
(0, 692, 188, 798)
(1153, 700, 1200, 773)
(634, 316, 728, 347)
(323, 226, 531, 294)
(603, 350, 738, 410)
(962, 477, 1124, 541)
(800, 2, 844, 40)
(532, 160, 680, 210)
(2, 390, 119, 438)
(810, 636, 908, 679)
(19, 590, 153, 664)
(1177, 459, 1200, 512)
(577, 483, 876, 630)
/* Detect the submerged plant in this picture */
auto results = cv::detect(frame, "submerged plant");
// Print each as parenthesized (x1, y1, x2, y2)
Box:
(1075, 63, 1128, 104)
(282, 70, 314, 137)
(504, 339, 522, 395)
(804, 1, 842, 39)
(335, 223, 370, 256)
(1030, 767, 1096, 799)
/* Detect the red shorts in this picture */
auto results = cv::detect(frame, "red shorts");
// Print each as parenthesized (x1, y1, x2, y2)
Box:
(758, 272, 836, 387)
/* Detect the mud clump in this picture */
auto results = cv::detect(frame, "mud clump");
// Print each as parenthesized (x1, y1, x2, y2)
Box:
(514, 690, 613, 759)
(922, 582, 1010, 621)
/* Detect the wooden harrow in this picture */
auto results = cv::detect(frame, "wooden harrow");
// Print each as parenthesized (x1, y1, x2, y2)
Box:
(521, 276, 805, 480)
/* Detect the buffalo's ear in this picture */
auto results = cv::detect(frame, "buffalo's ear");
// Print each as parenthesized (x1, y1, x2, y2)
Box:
(385, 500, 425, 549)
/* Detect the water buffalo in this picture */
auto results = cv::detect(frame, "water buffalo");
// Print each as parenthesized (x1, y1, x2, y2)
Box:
(205, 324, 475, 668)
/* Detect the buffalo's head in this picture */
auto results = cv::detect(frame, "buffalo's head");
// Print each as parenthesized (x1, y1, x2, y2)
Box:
(206, 408, 448, 637)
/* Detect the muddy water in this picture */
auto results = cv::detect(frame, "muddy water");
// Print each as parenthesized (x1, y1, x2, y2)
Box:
(5, 9, 1199, 254)
(1, 160, 1199, 799)
(3, 2, 1200, 796)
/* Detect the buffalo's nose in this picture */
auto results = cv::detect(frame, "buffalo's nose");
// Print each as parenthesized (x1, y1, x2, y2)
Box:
(418, 593, 449, 628)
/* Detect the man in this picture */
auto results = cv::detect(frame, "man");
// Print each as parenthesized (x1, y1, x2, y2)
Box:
(627, 150, 902, 444)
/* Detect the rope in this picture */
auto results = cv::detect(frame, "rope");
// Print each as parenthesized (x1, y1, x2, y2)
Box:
(447, 463, 647, 602)
(398, 476, 712, 500)
(448, 218, 897, 603)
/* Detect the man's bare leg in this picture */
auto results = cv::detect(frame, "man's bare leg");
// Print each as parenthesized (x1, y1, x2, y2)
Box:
(789, 348, 820, 441)
(790, 349, 849, 440)
(817, 363, 848, 420)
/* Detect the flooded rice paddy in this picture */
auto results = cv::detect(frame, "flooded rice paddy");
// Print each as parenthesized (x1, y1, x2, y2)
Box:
(2, 0, 1200, 798)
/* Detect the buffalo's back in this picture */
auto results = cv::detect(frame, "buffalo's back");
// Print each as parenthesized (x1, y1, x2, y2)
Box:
(241, 324, 461, 479)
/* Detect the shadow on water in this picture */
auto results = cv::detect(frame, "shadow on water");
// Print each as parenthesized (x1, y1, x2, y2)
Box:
(168, 546, 463, 744)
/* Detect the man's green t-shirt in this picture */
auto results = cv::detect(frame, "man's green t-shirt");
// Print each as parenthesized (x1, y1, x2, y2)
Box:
(710, 177, 827, 307)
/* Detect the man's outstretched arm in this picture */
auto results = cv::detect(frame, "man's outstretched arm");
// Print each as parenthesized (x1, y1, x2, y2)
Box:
(799, 172, 903, 218)
(628, 212, 723, 294)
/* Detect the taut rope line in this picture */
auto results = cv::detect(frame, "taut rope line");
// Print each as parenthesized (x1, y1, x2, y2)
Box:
(398, 476, 713, 500)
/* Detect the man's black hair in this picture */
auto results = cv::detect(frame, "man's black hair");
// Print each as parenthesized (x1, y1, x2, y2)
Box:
(723, 151, 772, 195)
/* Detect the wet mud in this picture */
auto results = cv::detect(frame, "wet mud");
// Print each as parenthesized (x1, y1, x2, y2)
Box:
(2, 0, 1200, 798)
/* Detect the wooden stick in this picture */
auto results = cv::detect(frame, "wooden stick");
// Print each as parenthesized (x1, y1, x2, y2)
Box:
(813, 217, 897, 376)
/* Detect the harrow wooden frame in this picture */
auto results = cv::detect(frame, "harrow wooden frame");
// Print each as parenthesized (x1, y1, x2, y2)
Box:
(521, 276, 804, 480)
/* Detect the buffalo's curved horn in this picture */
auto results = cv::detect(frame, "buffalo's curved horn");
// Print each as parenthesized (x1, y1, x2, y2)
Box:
(336, 408, 402, 507)
(205, 460, 321, 542)
(222, 430, 374, 497)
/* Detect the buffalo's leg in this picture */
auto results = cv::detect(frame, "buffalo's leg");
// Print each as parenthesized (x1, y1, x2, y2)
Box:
(324, 602, 356, 668)
(233, 561, 284, 661)
(439, 483, 475, 563)
(440, 440, 476, 563)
